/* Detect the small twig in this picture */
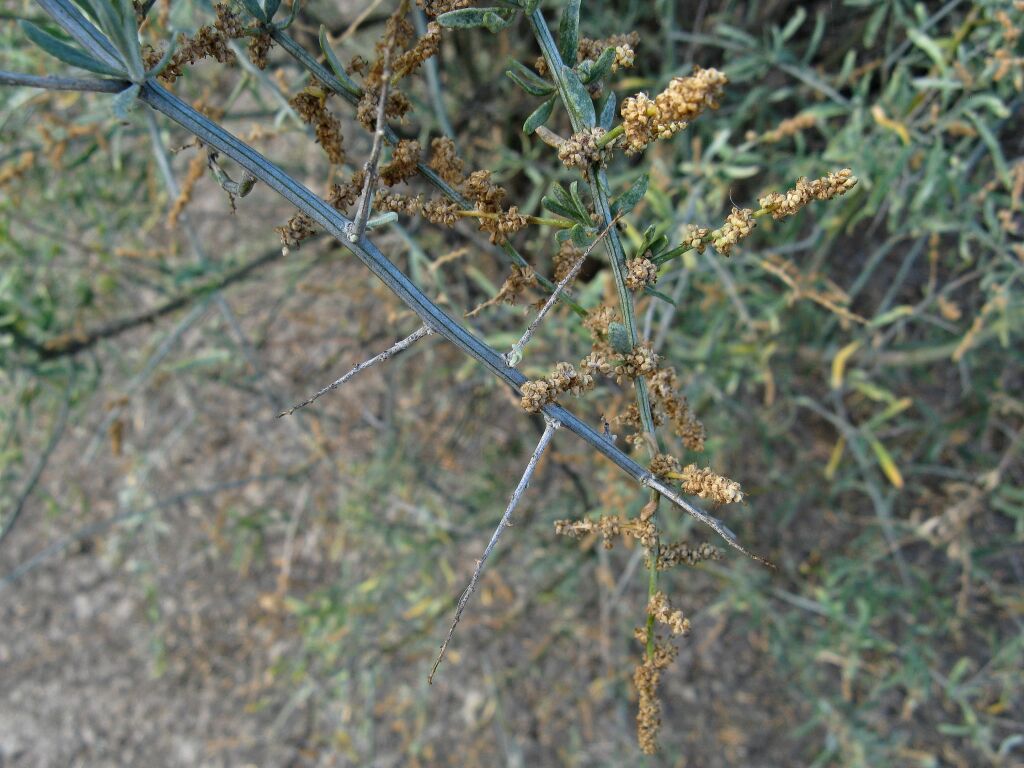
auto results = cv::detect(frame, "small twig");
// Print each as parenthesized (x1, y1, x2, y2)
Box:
(644, 475, 775, 568)
(279, 325, 433, 416)
(429, 416, 560, 683)
(0, 375, 74, 549)
(349, 45, 393, 243)
(504, 216, 621, 367)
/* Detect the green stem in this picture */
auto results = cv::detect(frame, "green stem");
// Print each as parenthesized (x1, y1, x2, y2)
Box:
(528, 8, 663, 661)
(597, 123, 624, 148)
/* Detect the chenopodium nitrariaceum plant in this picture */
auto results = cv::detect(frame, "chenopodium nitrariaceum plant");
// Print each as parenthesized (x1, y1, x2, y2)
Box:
(428, 0, 857, 754)
(17, 0, 856, 755)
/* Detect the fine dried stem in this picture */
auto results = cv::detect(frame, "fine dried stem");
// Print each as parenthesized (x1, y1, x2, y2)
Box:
(279, 325, 433, 416)
(505, 215, 621, 367)
(349, 45, 393, 243)
(429, 416, 560, 683)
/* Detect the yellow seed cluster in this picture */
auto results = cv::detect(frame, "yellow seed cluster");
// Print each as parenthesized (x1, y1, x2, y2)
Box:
(625, 256, 658, 290)
(681, 224, 710, 253)
(711, 207, 755, 256)
(520, 361, 595, 412)
(648, 591, 691, 636)
(678, 464, 744, 504)
(620, 67, 728, 154)
(616, 342, 659, 380)
(759, 169, 858, 220)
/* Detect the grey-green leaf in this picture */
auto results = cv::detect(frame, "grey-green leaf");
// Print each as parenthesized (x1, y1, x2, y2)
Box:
(523, 97, 556, 133)
(319, 25, 362, 97)
(608, 322, 631, 354)
(580, 46, 615, 85)
(561, 64, 595, 129)
(240, 0, 266, 21)
(507, 68, 555, 97)
(437, 7, 503, 28)
(610, 174, 649, 218)
(263, 0, 282, 21)
(598, 91, 617, 129)
(20, 21, 126, 77)
(482, 10, 514, 33)
(557, 0, 580, 64)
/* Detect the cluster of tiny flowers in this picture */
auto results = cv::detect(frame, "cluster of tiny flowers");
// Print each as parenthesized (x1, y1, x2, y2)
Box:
(419, 0, 471, 17)
(276, 212, 317, 248)
(557, 128, 613, 176)
(379, 139, 421, 186)
(537, 31, 640, 75)
(327, 169, 365, 213)
(392, 21, 442, 80)
(374, 191, 423, 216)
(632, 633, 679, 754)
(552, 240, 583, 282)
(649, 540, 722, 570)
(678, 464, 744, 504)
(467, 264, 537, 317)
(247, 32, 273, 70)
(648, 591, 691, 636)
(620, 67, 728, 154)
(554, 514, 657, 549)
(751, 112, 817, 144)
(711, 207, 755, 256)
(520, 361, 594, 412)
(497, 206, 529, 234)
(649, 453, 681, 478)
(428, 136, 465, 185)
(616, 342, 659, 380)
(148, 3, 245, 83)
(759, 169, 858, 220)
(290, 87, 346, 165)
(681, 224, 710, 253)
(356, 86, 412, 130)
(422, 198, 459, 226)
(625, 256, 658, 290)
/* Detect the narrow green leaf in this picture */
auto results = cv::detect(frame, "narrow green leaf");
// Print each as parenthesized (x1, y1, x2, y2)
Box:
(598, 91, 616, 129)
(507, 59, 554, 91)
(549, 182, 575, 212)
(523, 96, 556, 133)
(580, 46, 615, 85)
(569, 223, 590, 248)
(568, 181, 589, 219)
(643, 286, 675, 306)
(482, 10, 514, 33)
(240, 0, 267, 21)
(561, 64, 595, 129)
(610, 173, 648, 218)
(542, 195, 587, 225)
(608, 322, 631, 354)
(507, 68, 555, 96)
(437, 7, 503, 29)
(319, 25, 362, 97)
(557, 0, 580, 64)
(263, 0, 282, 20)
(20, 21, 126, 77)
(907, 28, 947, 74)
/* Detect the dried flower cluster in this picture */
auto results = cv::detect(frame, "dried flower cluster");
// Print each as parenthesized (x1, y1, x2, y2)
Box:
(374, 190, 423, 216)
(537, 31, 640, 75)
(393, 21, 442, 80)
(681, 224, 710, 253)
(625, 256, 658, 290)
(557, 128, 613, 176)
(759, 169, 858, 220)
(247, 31, 273, 70)
(552, 240, 582, 282)
(710, 206, 755, 256)
(648, 367, 706, 451)
(467, 264, 537, 318)
(290, 86, 346, 165)
(379, 139, 421, 186)
(649, 540, 722, 570)
(633, 632, 679, 754)
(649, 453, 681, 478)
(752, 112, 817, 144)
(428, 136, 465, 185)
(519, 361, 594, 412)
(676, 464, 744, 505)
(419, 0, 471, 18)
(648, 591, 691, 636)
(620, 67, 728, 154)
(422, 197, 459, 226)
(554, 513, 657, 549)
(148, 3, 245, 84)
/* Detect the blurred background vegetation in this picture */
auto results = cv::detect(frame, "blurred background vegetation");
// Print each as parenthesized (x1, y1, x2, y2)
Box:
(1, 0, 1022, 765)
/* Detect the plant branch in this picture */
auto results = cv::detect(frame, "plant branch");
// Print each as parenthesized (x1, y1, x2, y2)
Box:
(279, 324, 433, 416)
(349, 45, 393, 242)
(429, 416, 560, 683)
(0, 69, 125, 92)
